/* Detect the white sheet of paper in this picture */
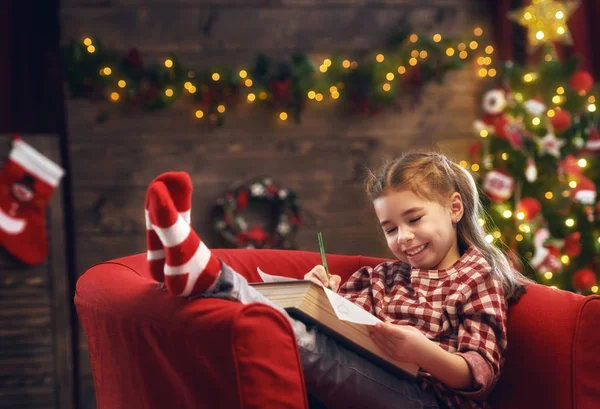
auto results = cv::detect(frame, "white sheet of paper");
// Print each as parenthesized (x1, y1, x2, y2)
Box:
(257, 267, 298, 283)
(323, 287, 382, 326)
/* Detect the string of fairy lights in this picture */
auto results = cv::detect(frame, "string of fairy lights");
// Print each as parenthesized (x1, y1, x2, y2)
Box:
(76, 27, 499, 124)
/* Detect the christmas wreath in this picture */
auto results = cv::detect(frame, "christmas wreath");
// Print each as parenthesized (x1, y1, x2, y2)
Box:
(211, 177, 302, 249)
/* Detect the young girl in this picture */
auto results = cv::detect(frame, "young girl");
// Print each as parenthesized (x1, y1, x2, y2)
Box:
(144, 151, 528, 409)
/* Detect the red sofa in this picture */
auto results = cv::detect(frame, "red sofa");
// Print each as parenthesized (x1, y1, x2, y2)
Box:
(75, 249, 600, 409)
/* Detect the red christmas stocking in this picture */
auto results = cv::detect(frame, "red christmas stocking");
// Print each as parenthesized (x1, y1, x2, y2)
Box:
(0, 137, 65, 265)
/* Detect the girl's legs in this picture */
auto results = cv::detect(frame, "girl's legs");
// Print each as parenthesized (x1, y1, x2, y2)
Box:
(146, 178, 439, 409)
(211, 264, 440, 409)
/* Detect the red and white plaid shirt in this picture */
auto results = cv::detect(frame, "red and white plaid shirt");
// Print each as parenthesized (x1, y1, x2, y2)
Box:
(338, 246, 507, 409)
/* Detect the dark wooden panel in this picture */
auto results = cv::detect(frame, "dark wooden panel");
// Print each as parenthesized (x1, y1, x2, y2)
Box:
(61, 6, 466, 52)
(0, 342, 54, 361)
(77, 234, 146, 271)
(69, 136, 375, 188)
(0, 249, 50, 269)
(0, 269, 51, 301)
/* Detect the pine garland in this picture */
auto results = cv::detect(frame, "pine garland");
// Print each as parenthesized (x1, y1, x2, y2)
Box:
(61, 28, 488, 126)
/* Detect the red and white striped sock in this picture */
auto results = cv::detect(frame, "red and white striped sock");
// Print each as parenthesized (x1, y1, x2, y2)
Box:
(146, 180, 222, 297)
(145, 172, 192, 282)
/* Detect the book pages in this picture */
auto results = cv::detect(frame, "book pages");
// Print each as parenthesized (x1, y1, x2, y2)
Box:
(323, 287, 381, 326)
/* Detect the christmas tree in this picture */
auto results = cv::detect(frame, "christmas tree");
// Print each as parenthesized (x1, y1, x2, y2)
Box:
(471, 1, 599, 294)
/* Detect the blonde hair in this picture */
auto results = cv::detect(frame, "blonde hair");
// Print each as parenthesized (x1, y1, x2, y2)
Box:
(365, 151, 529, 304)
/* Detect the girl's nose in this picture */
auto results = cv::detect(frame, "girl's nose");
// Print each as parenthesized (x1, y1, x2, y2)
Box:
(397, 228, 414, 245)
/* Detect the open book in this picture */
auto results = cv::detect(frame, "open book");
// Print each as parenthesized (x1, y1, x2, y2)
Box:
(249, 280, 420, 379)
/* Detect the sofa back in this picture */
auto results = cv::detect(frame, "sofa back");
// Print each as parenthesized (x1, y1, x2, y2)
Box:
(76, 249, 600, 409)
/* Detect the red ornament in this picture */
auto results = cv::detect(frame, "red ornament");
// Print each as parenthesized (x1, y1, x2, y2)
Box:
(125, 48, 143, 72)
(546, 244, 561, 258)
(237, 226, 270, 245)
(572, 268, 597, 292)
(560, 155, 582, 176)
(266, 185, 278, 196)
(236, 190, 249, 210)
(563, 232, 582, 257)
(572, 177, 597, 205)
(483, 170, 514, 202)
(482, 114, 509, 138)
(469, 142, 482, 163)
(289, 214, 303, 226)
(551, 110, 572, 133)
(569, 70, 594, 94)
(270, 79, 293, 103)
(517, 197, 542, 220)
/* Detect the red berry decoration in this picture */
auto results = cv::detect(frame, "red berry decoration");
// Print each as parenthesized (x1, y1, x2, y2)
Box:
(551, 109, 572, 133)
(546, 244, 561, 258)
(517, 197, 542, 220)
(569, 70, 594, 94)
(563, 232, 582, 257)
(572, 268, 597, 292)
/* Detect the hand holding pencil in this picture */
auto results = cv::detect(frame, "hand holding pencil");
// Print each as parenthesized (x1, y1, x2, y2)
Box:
(303, 232, 342, 292)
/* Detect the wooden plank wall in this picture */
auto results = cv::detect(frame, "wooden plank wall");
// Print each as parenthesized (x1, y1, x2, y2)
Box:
(0, 134, 72, 409)
(61, 1, 486, 407)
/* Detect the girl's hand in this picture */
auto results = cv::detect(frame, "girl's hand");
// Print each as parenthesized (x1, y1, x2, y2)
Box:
(304, 265, 342, 292)
(369, 322, 431, 364)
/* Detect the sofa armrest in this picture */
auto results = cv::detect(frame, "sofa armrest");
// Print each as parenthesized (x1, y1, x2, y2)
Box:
(221, 300, 309, 409)
(573, 294, 600, 409)
(489, 284, 600, 409)
(76, 260, 309, 409)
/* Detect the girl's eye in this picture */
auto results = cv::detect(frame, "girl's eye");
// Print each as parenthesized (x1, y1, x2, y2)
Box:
(409, 216, 422, 224)
(385, 227, 397, 235)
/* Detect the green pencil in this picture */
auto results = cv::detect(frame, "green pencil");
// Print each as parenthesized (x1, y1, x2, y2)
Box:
(317, 232, 331, 282)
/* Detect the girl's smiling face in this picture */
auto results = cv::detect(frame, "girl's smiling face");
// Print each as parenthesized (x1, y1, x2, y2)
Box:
(373, 189, 464, 270)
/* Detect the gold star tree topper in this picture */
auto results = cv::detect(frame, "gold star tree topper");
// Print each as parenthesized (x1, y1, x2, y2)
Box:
(508, 0, 580, 48)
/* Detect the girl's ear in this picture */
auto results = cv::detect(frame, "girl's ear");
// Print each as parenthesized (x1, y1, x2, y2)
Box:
(449, 192, 464, 223)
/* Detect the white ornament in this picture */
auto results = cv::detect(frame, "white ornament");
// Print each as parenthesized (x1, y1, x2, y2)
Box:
(483, 171, 514, 202)
(250, 183, 266, 197)
(537, 133, 566, 158)
(525, 158, 538, 182)
(530, 228, 550, 269)
(523, 99, 546, 116)
(278, 189, 289, 200)
(482, 89, 507, 115)
(235, 217, 248, 232)
(574, 179, 597, 205)
(574, 190, 597, 205)
(586, 130, 600, 151)
(530, 228, 562, 274)
(277, 222, 291, 235)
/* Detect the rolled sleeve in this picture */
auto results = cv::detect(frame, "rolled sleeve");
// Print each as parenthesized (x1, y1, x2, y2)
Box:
(455, 350, 496, 400)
